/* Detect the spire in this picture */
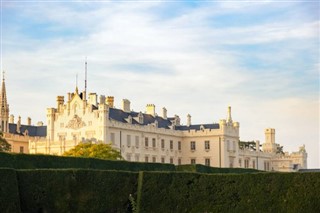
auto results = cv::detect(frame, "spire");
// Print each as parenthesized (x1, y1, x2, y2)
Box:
(227, 106, 232, 124)
(75, 73, 78, 94)
(85, 57, 87, 94)
(0, 71, 9, 132)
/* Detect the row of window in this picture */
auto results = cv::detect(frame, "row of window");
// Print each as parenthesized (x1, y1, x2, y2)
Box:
(190, 140, 210, 151)
(239, 159, 270, 171)
(126, 154, 182, 165)
(191, 158, 211, 166)
(112, 133, 183, 150)
(126, 155, 211, 166)
(144, 138, 181, 150)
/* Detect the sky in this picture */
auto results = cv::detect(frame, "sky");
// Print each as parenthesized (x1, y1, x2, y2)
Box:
(1, 0, 319, 168)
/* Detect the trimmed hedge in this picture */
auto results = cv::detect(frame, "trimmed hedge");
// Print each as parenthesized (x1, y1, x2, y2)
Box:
(0, 168, 21, 213)
(1, 168, 319, 212)
(176, 164, 261, 174)
(0, 152, 175, 172)
(139, 172, 320, 212)
(17, 169, 138, 213)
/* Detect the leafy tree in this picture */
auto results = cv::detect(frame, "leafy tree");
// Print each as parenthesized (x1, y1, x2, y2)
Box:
(276, 145, 284, 155)
(0, 132, 11, 152)
(239, 140, 260, 151)
(63, 142, 122, 160)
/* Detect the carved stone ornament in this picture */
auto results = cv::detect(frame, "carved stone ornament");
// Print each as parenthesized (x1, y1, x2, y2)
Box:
(66, 115, 86, 130)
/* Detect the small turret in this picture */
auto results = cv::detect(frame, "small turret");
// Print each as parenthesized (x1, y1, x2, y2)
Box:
(227, 106, 232, 124)
(187, 114, 191, 127)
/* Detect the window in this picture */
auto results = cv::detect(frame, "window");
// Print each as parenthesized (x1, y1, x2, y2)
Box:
(191, 158, 196, 165)
(264, 161, 270, 171)
(170, 158, 173, 164)
(178, 141, 181, 151)
(135, 155, 139, 162)
(135, 136, 139, 148)
(229, 157, 234, 168)
(152, 156, 156, 163)
(145, 156, 149, 162)
(205, 158, 210, 166)
(60, 123, 64, 128)
(110, 133, 115, 145)
(19, 146, 24, 153)
(252, 160, 256, 169)
(178, 158, 182, 165)
(127, 135, 131, 147)
(170, 140, 173, 150)
(152, 138, 156, 148)
(190, 141, 196, 151)
(239, 159, 242, 167)
(161, 139, 165, 149)
(227, 140, 230, 151)
(233, 141, 236, 151)
(145, 137, 149, 147)
(126, 154, 131, 161)
(73, 135, 77, 143)
(161, 157, 165, 163)
(205, 140, 210, 150)
(244, 159, 249, 168)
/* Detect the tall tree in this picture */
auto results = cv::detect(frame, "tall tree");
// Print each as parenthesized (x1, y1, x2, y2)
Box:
(0, 132, 11, 152)
(63, 142, 122, 160)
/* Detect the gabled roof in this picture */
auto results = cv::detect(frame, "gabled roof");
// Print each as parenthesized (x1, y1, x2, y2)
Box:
(108, 108, 220, 131)
(8, 123, 47, 137)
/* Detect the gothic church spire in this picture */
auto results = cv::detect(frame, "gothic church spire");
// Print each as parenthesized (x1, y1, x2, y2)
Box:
(0, 71, 9, 132)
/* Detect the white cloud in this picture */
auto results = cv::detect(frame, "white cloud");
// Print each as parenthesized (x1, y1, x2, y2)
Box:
(2, 1, 319, 168)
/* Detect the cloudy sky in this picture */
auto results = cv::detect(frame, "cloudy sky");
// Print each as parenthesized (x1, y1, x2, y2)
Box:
(1, 0, 319, 168)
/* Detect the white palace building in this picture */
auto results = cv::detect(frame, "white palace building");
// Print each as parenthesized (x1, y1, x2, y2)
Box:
(1, 76, 307, 172)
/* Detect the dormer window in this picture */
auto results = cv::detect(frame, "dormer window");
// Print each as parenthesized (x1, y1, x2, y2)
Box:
(154, 120, 158, 128)
(138, 112, 143, 124)
(127, 115, 132, 124)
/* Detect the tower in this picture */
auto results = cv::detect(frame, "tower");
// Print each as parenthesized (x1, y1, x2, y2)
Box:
(0, 71, 9, 132)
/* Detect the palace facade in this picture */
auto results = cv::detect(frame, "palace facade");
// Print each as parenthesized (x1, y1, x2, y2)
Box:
(0, 77, 307, 172)
(26, 86, 307, 172)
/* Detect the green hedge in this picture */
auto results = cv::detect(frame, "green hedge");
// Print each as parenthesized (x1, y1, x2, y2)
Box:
(0, 168, 21, 213)
(176, 164, 261, 174)
(17, 169, 138, 213)
(0, 152, 175, 172)
(139, 172, 320, 212)
(1, 167, 319, 212)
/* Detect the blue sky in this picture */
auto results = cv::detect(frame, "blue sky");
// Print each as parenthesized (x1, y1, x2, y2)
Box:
(1, 0, 319, 168)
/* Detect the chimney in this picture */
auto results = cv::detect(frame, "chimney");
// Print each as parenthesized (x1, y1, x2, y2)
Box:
(106, 96, 114, 108)
(187, 114, 191, 126)
(122, 99, 131, 112)
(9, 115, 14, 123)
(99, 95, 106, 105)
(146, 104, 155, 116)
(162, 107, 167, 119)
(174, 115, 180, 126)
(256, 140, 260, 152)
(27, 117, 31, 126)
(17, 116, 21, 133)
(37, 121, 44, 126)
(89, 93, 97, 106)
(57, 96, 64, 111)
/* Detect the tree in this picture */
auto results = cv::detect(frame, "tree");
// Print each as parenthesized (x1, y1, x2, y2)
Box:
(0, 132, 11, 152)
(276, 145, 284, 155)
(63, 142, 122, 160)
(239, 140, 260, 151)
